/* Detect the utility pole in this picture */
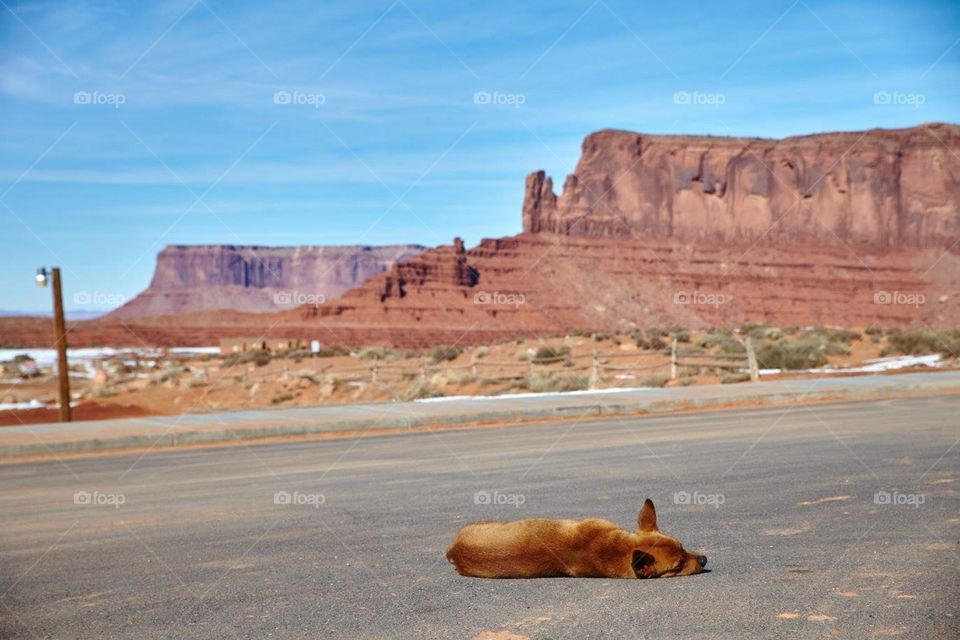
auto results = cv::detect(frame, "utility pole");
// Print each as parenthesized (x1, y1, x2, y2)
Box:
(37, 267, 72, 422)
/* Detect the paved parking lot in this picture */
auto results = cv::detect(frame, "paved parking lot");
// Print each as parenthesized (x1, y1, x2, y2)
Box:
(1, 396, 958, 638)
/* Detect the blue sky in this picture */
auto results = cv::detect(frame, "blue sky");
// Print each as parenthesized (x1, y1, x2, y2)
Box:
(1, 0, 958, 313)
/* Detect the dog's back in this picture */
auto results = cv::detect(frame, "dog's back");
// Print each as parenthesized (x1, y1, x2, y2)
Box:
(446, 518, 631, 578)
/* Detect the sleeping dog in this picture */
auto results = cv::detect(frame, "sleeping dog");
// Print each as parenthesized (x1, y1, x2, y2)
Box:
(446, 499, 707, 578)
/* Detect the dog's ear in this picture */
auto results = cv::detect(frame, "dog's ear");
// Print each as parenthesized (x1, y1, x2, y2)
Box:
(638, 498, 658, 532)
(632, 550, 656, 578)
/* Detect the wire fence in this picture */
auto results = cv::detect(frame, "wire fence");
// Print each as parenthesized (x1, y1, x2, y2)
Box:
(220, 337, 761, 390)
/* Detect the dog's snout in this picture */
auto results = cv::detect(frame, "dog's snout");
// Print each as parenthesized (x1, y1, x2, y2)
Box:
(698, 555, 708, 567)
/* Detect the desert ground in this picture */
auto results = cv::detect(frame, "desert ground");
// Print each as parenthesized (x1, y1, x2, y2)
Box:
(2, 326, 957, 425)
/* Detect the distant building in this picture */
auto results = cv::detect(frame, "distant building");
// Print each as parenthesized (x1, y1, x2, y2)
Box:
(219, 338, 303, 355)
(17, 359, 39, 378)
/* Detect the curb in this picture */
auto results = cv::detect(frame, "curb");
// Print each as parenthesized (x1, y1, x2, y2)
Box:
(2, 378, 958, 460)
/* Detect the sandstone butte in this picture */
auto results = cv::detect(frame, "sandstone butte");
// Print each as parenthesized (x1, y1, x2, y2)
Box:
(109, 244, 426, 317)
(3, 123, 958, 349)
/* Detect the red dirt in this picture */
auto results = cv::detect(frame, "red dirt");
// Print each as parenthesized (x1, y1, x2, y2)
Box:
(0, 402, 158, 426)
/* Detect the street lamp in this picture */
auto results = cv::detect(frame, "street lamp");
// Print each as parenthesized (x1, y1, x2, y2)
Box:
(36, 267, 71, 422)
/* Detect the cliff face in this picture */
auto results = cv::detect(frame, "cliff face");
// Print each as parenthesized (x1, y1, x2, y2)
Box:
(281, 124, 960, 345)
(110, 244, 425, 317)
(286, 233, 960, 348)
(524, 123, 960, 248)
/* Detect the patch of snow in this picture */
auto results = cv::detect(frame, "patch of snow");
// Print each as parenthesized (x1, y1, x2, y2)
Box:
(0, 347, 220, 377)
(169, 347, 220, 356)
(816, 354, 942, 374)
(0, 399, 45, 411)
(743, 354, 945, 377)
(0, 347, 219, 367)
(738, 368, 781, 375)
(415, 387, 653, 403)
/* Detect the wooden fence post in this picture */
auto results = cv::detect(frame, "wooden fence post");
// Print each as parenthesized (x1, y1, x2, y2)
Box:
(670, 338, 678, 380)
(746, 336, 760, 382)
(470, 353, 478, 377)
(371, 359, 379, 384)
(420, 357, 428, 381)
(590, 347, 599, 389)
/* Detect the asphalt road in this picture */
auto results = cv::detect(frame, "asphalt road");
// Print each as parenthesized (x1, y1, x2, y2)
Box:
(1, 396, 958, 639)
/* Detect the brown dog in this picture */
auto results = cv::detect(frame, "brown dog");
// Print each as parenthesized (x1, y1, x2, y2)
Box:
(446, 499, 707, 578)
